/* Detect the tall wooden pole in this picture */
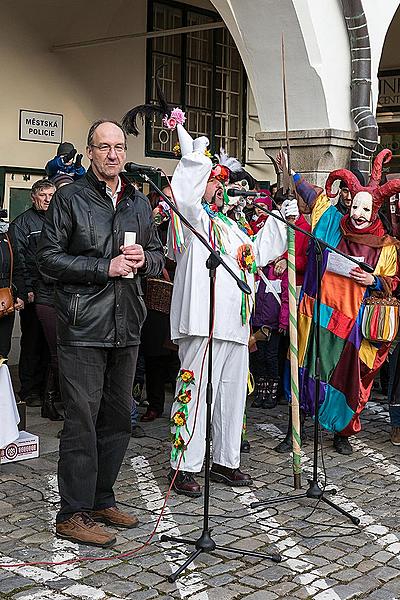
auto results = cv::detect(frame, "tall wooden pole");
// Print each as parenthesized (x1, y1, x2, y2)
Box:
(282, 35, 302, 490)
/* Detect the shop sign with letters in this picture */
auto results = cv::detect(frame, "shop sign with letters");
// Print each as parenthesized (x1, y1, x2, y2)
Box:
(19, 110, 63, 143)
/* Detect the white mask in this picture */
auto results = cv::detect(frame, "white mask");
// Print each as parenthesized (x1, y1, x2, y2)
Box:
(350, 192, 373, 229)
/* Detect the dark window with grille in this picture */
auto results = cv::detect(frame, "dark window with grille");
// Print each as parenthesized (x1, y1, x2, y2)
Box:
(146, 0, 245, 160)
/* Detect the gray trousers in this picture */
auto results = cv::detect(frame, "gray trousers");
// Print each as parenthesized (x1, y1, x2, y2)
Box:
(57, 344, 138, 523)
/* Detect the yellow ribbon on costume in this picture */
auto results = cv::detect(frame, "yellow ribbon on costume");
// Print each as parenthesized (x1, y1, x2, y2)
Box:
(247, 371, 254, 395)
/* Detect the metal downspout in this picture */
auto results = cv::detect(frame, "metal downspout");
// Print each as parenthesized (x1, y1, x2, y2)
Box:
(341, 0, 378, 180)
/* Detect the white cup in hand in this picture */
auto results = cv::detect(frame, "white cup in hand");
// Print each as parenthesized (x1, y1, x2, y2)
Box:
(123, 232, 136, 278)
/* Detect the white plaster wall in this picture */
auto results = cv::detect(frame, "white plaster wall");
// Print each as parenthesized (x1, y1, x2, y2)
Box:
(291, 0, 352, 132)
(0, 0, 178, 174)
(211, 0, 329, 132)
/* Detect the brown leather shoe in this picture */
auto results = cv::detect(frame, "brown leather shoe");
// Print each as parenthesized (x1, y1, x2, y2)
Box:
(141, 408, 162, 422)
(210, 463, 253, 486)
(168, 469, 202, 498)
(390, 426, 400, 446)
(91, 506, 139, 529)
(56, 512, 116, 548)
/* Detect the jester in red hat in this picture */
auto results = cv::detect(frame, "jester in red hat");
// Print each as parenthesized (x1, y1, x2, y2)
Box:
(292, 149, 400, 455)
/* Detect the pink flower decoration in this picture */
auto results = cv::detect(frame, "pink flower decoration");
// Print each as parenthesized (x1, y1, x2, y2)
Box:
(162, 108, 186, 131)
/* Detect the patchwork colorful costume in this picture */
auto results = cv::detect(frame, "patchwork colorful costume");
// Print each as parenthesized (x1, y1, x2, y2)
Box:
(295, 159, 399, 437)
(169, 125, 294, 472)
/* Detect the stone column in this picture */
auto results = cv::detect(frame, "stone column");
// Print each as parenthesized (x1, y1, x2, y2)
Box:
(256, 129, 357, 187)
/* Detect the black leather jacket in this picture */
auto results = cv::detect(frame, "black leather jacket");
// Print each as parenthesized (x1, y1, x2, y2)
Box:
(37, 168, 164, 347)
(8, 206, 54, 306)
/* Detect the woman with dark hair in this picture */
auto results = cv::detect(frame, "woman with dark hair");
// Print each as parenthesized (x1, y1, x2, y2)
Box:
(0, 211, 25, 358)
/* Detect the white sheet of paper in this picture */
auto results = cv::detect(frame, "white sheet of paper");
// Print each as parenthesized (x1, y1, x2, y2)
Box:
(326, 253, 364, 278)
(123, 231, 136, 279)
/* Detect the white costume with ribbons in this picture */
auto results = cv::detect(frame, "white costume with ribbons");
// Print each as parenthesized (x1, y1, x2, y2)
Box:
(169, 125, 292, 471)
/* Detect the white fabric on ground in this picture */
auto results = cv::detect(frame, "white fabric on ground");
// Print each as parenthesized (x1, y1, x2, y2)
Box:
(0, 364, 20, 448)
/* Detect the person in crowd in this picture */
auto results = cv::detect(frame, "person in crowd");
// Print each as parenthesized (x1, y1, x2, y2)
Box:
(0, 209, 25, 358)
(387, 341, 400, 445)
(45, 142, 85, 181)
(35, 176, 72, 422)
(131, 350, 146, 437)
(140, 186, 180, 424)
(165, 123, 298, 497)
(284, 150, 400, 456)
(250, 188, 311, 410)
(38, 120, 164, 547)
(8, 180, 54, 407)
(335, 170, 364, 214)
(251, 193, 289, 410)
(50, 173, 75, 189)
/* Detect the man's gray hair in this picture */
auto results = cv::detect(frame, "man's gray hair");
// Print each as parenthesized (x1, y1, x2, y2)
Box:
(87, 120, 127, 147)
(31, 179, 55, 195)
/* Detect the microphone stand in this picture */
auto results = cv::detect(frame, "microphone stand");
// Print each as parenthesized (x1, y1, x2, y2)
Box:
(137, 172, 282, 582)
(247, 199, 361, 526)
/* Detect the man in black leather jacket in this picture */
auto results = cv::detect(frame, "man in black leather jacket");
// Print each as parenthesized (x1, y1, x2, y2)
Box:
(9, 180, 55, 405)
(38, 120, 164, 548)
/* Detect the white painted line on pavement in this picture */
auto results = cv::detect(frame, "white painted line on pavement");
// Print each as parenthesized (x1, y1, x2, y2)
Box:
(0, 554, 124, 599)
(4, 591, 69, 600)
(351, 438, 400, 481)
(130, 456, 208, 599)
(256, 422, 400, 562)
(45, 474, 82, 578)
(236, 488, 342, 599)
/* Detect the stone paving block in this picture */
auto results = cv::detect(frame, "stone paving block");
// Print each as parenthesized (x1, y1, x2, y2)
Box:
(126, 589, 159, 599)
(0, 575, 35, 594)
(266, 581, 300, 596)
(315, 583, 363, 600)
(333, 567, 364, 583)
(368, 565, 400, 583)
(244, 590, 278, 600)
(356, 559, 380, 573)
(207, 573, 237, 587)
(255, 564, 291, 583)
(102, 579, 143, 596)
(134, 571, 166, 587)
(190, 589, 238, 600)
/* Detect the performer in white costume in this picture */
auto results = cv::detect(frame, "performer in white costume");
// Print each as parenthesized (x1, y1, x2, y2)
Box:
(168, 124, 299, 496)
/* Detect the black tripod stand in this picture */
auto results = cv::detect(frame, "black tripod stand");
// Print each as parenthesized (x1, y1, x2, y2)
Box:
(246, 202, 367, 525)
(136, 171, 282, 583)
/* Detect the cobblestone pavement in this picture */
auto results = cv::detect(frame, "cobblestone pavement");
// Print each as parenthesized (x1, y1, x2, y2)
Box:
(0, 385, 400, 600)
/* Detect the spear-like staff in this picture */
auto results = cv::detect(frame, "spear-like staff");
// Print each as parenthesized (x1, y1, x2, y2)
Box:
(281, 35, 302, 490)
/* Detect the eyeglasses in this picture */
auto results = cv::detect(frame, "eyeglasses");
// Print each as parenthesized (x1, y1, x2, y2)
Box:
(90, 144, 127, 153)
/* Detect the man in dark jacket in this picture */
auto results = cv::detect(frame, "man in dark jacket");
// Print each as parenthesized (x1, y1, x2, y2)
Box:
(9, 180, 55, 405)
(38, 120, 164, 548)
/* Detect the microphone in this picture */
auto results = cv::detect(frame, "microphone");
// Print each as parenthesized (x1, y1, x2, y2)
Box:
(124, 162, 161, 173)
(227, 189, 261, 198)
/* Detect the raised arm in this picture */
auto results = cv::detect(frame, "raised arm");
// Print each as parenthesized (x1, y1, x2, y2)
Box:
(253, 200, 299, 267)
(293, 172, 323, 210)
(170, 125, 212, 232)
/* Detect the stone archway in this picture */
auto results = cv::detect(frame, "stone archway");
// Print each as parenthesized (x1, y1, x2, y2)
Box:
(211, 0, 399, 182)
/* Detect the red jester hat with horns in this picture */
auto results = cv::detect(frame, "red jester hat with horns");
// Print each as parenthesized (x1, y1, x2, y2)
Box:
(325, 149, 400, 224)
